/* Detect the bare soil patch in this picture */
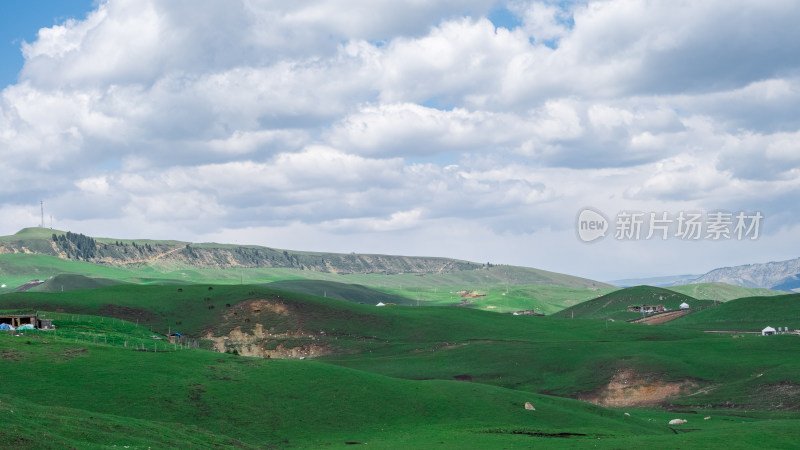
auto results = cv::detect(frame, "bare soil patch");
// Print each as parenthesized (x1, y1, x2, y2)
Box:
(228, 299, 289, 317)
(583, 369, 698, 407)
(206, 297, 332, 359)
(630, 310, 690, 325)
(205, 325, 332, 359)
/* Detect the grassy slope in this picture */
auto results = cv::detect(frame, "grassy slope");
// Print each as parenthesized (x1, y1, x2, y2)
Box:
(3, 313, 800, 448)
(552, 285, 713, 321)
(664, 293, 800, 331)
(1, 284, 247, 336)
(267, 279, 614, 313)
(267, 279, 416, 305)
(375, 283, 614, 314)
(667, 282, 784, 302)
(0, 253, 613, 313)
(4, 285, 800, 412)
(1, 229, 612, 289)
(0, 254, 166, 290)
(0, 334, 670, 449)
(321, 321, 800, 410)
(0, 253, 610, 288)
(3, 284, 800, 447)
(31, 273, 123, 292)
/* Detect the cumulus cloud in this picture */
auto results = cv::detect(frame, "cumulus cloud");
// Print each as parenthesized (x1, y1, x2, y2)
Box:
(327, 103, 529, 156)
(1, 0, 799, 279)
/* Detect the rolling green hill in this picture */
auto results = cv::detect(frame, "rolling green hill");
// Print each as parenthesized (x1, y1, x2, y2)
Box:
(2, 284, 799, 409)
(664, 293, 800, 331)
(0, 229, 611, 290)
(5, 228, 800, 447)
(552, 285, 713, 321)
(374, 283, 614, 314)
(267, 279, 416, 305)
(31, 273, 123, 292)
(666, 282, 784, 302)
(0, 333, 671, 449)
(0, 250, 612, 314)
(4, 283, 800, 447)
(0, 229, 612, 308)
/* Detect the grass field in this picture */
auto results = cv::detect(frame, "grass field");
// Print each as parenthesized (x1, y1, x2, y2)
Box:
(3, 300, 800, 448)
(666, 283, 784, 302)
(2, 243, 800, 447)
(664, 293, 800, 331)
(0, 330, 677, 448)
(552, 285, 714, 321)
(4, 285, 800, 408)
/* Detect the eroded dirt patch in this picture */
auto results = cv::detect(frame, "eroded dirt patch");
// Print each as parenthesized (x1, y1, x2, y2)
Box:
(230, 298, 289, 317)
(205, 321, 331, 359)
(206, 297, 324, 358)
(583, 369, 698, 407)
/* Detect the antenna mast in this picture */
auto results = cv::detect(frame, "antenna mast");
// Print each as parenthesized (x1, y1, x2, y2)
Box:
(40, 201, 44, 228)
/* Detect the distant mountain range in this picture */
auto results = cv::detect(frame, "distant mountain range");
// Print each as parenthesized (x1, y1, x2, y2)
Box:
(613, 257, 800, 292)
(691, 257, 800, 292)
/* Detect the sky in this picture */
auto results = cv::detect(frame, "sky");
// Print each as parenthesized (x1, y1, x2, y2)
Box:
(1, 0, 799, 282)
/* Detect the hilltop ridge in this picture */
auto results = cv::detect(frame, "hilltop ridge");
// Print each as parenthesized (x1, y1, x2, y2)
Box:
(0, 227, 480, 274)
(691, 257, 800, 291)
(0, 228, 610, 289)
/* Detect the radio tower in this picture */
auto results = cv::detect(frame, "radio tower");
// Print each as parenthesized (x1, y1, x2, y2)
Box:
(40, 201, 44, 228)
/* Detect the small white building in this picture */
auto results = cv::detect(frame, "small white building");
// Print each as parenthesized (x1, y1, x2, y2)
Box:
(679, 302, 690, 310)
(375, 302, 386, 307)
(762, 326, 776, 336)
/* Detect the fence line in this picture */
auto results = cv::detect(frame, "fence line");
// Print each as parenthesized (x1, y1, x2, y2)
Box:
(3, 312, 201, 352)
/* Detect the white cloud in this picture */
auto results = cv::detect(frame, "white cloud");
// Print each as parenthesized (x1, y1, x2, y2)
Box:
(328, 103, 528, 156)
(511, 1, 571, 43)
(1, 0, 800, 280)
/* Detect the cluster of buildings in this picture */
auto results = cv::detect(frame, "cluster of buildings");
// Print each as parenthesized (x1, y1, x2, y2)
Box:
(627, 302, 690, 314)
(761, 326, 793, 336)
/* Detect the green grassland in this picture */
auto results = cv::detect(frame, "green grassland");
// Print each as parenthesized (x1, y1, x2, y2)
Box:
(2, 232, 800, 448)
(666, 282, 785, 302)
(267, 279, 614, 314)
(267, 279, 418, 305)
(3, 283, 800, 447)
(0, 331, 675, 449)
(553, 285, 715, 321)
(4, 285, 800, 407)
(1, 228, 609, 290)
(663, 293, 800, 331)
(3, 296, 800, 447)
(33, 273, 123, 292)
(374, 283, 615, 314)
(1, 252, 614, 314)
